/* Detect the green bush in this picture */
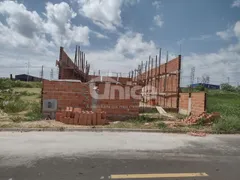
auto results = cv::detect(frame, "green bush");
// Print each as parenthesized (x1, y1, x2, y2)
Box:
(195, 85, 205, 91)
(25, 102, 42, 121)
(220, 83, 237, 92)
(158, 122, 167, 129)
(0, 79, 42, 89)
(2, 99, 28, 113)
(213, 116, 240, 133)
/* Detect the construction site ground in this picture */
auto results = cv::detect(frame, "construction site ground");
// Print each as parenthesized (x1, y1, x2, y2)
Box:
(0, 81, 239, 134)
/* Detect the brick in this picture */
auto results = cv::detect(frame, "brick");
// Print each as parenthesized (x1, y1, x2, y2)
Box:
(96, 112, 102, 125)
(74, 112, 80, 124)
(92, 112, 97, 125)
(82, 111, 87, 125)
(55, 111, 62, 121)
(63, 117, 69, 124)
(78, 112, 83, 125)
(69, 117, 74, 124)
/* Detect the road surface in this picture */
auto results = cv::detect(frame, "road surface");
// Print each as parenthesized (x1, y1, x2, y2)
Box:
(0, 131, 240, 180)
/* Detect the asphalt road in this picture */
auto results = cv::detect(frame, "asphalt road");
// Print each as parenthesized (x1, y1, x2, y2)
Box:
(0, 131, 240, 180)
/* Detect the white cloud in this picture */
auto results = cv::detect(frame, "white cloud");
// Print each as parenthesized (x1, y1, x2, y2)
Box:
(152, 1, 162, 9)
(115, 32, 156, 55)
(76, 0, 139, 31)
(231, 0, 240, 7)
(44, 2, 89, 46)
(182, 21, 240, 86)
(84, 31, 160, 75)
(190, 35, 211, 41)
(0, 1, 44, 39)
(0, 1, 94, 78)
(177, 34, 212, 46)
(182, 50, 240, 86)
(77, 0, 122, 31)
(90, 30, 109, 39)
(123, 0, 140, 6)
(216, 27, 234, 40)
(234, 21, 240, 38)
(153, 15, 164, 27)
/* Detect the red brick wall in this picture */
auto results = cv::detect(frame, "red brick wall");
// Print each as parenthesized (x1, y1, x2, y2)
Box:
(43, 80, 91, 111)
(88, 75, 131, 85)
(179, 92, 206, 116)
(42, 80, 140, 121)
(58, 47, 88, 82)
(179, 93, 189, 115)
(139, 56, 181, 108)
(96, 83, 140, 120)
(191, 92, 206, 116)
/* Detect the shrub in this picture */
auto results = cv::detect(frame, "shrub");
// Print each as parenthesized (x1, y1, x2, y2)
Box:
(25, 102, 42, 121)
(0, 79, 42, 89)
(220, 83, 236, 92)
(213, 116, 240, 133)
(158, 122, 167, 129)
(195, 85, 205, 91)
(2, 99, 28, 113)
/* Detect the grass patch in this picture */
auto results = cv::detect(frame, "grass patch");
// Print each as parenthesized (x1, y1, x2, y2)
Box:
(130, 115, 159, 123)
(0, 79, 42, 89)
(207, 90, 240, 133)
(158, 122, 167, 129)
(10, 116, 27, 123)
(207, 90, 240, 117)
(213, 116, 240, 133)
(13, 88, 41, 94)
(25, 102, 43, 121)
(2, 99, 28, 113)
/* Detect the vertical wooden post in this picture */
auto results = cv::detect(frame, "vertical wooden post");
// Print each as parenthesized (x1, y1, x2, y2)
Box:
(164, 51, 169, 107)
(158, 48, 162, 106)
(176, 55, 181, 112)
(74, 45, 77, 65)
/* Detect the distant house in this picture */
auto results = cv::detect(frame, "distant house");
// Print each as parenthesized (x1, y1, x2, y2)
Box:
(191, 83, 220, 90)
(15, 74, 42, 82)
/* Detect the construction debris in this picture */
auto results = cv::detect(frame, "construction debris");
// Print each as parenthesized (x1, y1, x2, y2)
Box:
(188, 132, 207, 137)
(182, 112, 220, 125)
(166, 112, 221, 130)
(56, 107, 107, 126)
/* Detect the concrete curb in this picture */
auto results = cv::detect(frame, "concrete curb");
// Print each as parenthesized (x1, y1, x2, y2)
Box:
(0, 127, 239, 134)
(0, 128, 180, 133)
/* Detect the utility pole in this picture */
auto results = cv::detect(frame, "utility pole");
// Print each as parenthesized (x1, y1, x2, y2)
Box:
(40, 65, 44, 81)
(26, 60, 30, 82)
(227, 77, 230, 84)
(190, 67, 195, 85)
(190, 67, 195, 92)
(197, 77, 200, 84)
(50, 68, 54, 80)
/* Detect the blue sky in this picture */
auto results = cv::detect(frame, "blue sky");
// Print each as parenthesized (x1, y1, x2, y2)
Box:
(0, 0, 239, 86)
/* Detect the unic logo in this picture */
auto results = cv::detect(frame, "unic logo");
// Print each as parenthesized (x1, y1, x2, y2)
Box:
(88, 76, 157, 100)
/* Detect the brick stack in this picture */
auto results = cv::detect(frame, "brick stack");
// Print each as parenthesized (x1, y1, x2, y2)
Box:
(56, 107, 107, 125)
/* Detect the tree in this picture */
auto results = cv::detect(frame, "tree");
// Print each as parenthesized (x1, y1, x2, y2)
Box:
(201, 74, 210, 84)
(220, 83, 236, 92)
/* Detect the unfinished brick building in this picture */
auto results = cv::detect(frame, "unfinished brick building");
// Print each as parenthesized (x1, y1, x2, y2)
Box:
(42, 46, 206, 122)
